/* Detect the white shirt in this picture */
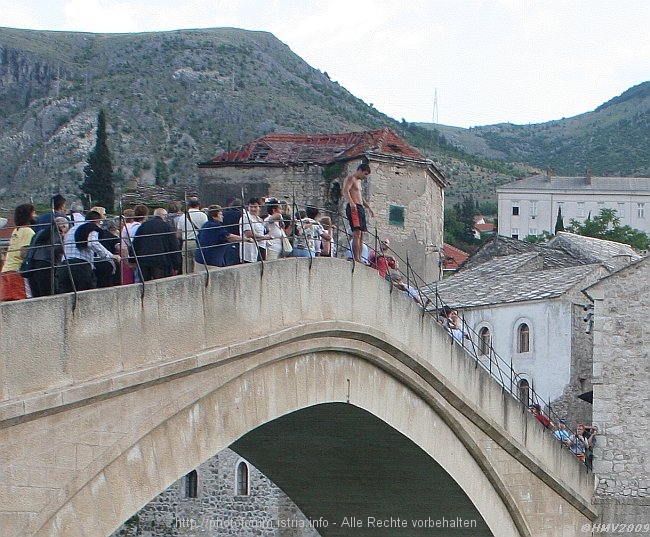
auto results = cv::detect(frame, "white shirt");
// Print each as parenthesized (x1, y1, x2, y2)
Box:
(177, 209, 208, 243)
(264, 214, 284, 254)
(71, 212, 86, 225)
(120, 222, 140, 248)
(239, 211, 265, 262)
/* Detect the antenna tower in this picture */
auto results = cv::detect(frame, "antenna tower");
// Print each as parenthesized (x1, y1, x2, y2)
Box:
(432, 88, 439, 124)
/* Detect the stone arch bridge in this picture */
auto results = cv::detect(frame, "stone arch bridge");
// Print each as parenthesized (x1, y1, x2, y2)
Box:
(0, 259, 597, 536)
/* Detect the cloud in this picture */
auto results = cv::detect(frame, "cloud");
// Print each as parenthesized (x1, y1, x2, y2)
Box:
(3, 0, 650, 127)
(0, 1, 47, 30)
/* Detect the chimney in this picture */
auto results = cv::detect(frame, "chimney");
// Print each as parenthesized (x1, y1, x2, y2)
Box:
(545, 168, 555, 182)
(585, 168, 592, 185)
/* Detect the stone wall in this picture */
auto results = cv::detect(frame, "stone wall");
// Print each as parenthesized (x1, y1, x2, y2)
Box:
(198, 165, 329, 212)
(548, 302, 594, 427)
(111, 449, 319, 537)
(588, 257, 650, 532)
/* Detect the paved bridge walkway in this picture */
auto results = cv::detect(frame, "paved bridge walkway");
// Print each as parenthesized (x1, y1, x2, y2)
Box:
(0, 258, 596, 536)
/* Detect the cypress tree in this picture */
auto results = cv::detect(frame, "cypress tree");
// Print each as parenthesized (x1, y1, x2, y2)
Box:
(554, 206, 565, 234)
(82, 110, 114, 212)
(155, 159, 170, 186)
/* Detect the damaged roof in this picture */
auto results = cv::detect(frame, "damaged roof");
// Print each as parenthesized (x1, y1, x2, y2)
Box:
(200, 127, 427, 166)
(442, 243, 469, 271)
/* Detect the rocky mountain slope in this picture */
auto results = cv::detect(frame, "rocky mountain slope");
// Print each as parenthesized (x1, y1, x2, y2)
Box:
(1, 26, 648, 212)
(0, 27, 396, 206)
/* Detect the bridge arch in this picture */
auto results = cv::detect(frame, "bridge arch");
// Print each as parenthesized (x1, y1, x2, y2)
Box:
(0, 259, 596, 536)
(32, 339, 521, 536)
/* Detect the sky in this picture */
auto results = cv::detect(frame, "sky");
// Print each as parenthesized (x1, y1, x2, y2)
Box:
(2, 0, 650, 128)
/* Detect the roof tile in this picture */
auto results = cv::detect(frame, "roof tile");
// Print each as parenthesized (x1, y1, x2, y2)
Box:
(203, 127, 425, 165)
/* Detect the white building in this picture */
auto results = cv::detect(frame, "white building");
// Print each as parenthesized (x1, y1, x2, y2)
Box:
(496, 173, 650, 239)
(427, 233, 642, 424)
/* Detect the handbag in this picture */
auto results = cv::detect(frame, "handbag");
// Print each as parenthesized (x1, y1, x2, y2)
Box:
(281, 232, 293, 256)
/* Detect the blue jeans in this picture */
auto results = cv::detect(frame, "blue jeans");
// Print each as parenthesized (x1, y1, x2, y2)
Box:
(292, 248, 315, 258)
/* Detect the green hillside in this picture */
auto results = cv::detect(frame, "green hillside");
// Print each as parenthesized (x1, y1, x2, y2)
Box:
(422, 82, 650, 178)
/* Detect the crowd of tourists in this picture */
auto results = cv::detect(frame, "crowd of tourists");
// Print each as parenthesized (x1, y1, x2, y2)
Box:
(0, 192, 410, 301)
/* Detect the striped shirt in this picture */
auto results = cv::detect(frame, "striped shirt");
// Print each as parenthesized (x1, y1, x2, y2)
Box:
(62, 227, 114, 266)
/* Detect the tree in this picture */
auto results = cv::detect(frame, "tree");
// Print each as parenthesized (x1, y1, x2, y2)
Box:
(458, 195, 478, 242)
(524, 230, 554, 244)
(155, 159, 169, 186)
(567, 208, 649, 250)
(82, 110, 114, 212)
(444, 196, 483, 255)
(554, 206, 565, 233)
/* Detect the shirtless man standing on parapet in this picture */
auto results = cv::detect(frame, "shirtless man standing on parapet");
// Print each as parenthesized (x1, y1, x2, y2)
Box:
(343, 162, 374, 263)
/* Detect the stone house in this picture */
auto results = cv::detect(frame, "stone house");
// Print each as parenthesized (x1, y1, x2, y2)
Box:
(197, 127, 447, 282)
(426, 232, 642, 426)
(111, 448, 319, 537)
(584, 256, 650, 531)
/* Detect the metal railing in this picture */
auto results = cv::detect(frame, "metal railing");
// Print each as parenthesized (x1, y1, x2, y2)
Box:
(353, 226, 591, 467)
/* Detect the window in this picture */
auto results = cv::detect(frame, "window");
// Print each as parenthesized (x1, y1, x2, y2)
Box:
(577, 202, 585, 218)
(185, 470, 198, 498)
(617, 203, 625, 218)
(388, 205, 405, 227)
(517, 323, 530, 353)
(478, 327, 491, 355)
(530, 201, 537, 217)
(518, 379, 530, 406)
(511, 228, 519, 240)
(638, 203, 645, 219)
(236, 461, 249, 496)
(512, 204, 519, 216)
(529, 228, 538, 236)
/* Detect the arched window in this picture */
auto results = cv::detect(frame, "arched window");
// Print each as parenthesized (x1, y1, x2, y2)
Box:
(517, 323, 530, 353)
(478, 327, 491, 355)
(185, 470, 198, 498)
(518, 379, 530, 406)
(236, 461, 249, 496)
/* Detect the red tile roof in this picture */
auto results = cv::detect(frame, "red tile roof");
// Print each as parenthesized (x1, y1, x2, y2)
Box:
(443, 243, 469, 270)
(474, 223, 495, 233)
(203, 127, 426, 166)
